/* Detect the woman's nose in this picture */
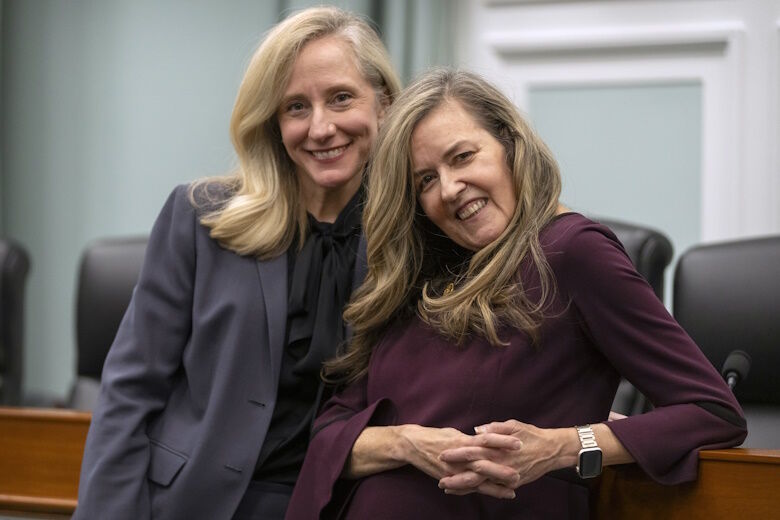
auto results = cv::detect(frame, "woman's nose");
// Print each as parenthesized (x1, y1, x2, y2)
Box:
(439, 170, 466, 202)
(308, 107, 335, 141)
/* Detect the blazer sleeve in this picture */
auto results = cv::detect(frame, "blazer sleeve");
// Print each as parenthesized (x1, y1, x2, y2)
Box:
(556, 222, 747, 485)
(74, 185, 196, 520)
(286, 376, 395, 519)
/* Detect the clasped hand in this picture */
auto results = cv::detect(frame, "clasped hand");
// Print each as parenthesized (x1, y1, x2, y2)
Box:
(429, 420, 570, 499)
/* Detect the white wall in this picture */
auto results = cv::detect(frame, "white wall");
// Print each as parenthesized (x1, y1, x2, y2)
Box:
(454, 0, 780, 251)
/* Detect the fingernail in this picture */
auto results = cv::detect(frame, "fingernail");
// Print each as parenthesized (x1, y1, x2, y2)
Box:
(474, 426, 485, 433)
(507, 492, 516, 499)
(444, 489, 452, 495)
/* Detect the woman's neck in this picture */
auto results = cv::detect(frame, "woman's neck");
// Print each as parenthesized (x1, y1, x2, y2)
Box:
(299, 175, 362, 223)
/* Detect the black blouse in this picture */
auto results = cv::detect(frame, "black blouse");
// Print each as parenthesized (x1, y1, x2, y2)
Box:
(252, 189, 363, 484)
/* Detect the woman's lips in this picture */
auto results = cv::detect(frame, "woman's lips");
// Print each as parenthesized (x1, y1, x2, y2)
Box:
(310, 143, 350, 160)
(457, 199, 487, 220)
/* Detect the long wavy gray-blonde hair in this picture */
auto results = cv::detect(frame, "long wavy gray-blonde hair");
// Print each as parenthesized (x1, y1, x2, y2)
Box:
(191, 7, 401, 258)
(326, 69, 561, 383)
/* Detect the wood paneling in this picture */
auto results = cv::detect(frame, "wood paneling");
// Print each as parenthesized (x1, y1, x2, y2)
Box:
(0, 407, 90, 516)
(1, 407, 778, 518)
(594, 449, 780, 519)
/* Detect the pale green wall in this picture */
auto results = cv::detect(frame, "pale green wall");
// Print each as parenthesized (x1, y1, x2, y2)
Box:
(1, 0, 450, 400)
(1, 0, 280, 398)
(528, 83, 702, 303)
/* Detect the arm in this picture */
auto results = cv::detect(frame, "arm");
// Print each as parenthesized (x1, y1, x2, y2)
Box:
(288, 376, 395, 517)
(441, 221, 745, 491)
(438, 420, 633, 493)
(346, 424, 520, 499)
(288, 377, 521, 517)
(74, 186, 196, 520)
(562, 224, 746, 483)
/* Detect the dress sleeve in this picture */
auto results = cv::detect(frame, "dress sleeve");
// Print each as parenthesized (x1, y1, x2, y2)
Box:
(556, 223, 747, 485)
(286, 376, 396, 519)
(74, 185, 196, 520)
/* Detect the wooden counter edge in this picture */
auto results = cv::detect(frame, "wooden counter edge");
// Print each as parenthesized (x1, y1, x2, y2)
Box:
(699, 448, 780, 464)
(0, 407, 91, 423)
(0, 494, 77, 514)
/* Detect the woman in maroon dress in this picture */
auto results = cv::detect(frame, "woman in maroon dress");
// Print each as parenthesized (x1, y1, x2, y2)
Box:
(285, 69, 746, 519)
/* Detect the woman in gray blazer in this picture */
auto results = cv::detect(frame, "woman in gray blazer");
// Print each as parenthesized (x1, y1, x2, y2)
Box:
(73, 7, 401, 520)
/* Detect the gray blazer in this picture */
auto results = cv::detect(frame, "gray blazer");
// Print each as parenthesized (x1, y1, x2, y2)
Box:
(74, 185, 367, 520)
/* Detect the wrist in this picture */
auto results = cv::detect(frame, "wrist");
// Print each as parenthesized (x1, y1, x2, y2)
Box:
(554, 427, 581, 470)
(390, 424, 417, 464)
(574, 424, 603, 478)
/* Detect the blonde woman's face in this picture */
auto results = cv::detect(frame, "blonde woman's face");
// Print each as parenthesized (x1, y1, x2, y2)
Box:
(412, 100, 517, 251)
(278, 36, 385, 202)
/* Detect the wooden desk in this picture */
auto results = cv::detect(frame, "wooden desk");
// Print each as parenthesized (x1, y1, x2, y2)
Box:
(0, 407, 90, 517)
(0, 407, 778, 518)
(594, 449, 780, 518)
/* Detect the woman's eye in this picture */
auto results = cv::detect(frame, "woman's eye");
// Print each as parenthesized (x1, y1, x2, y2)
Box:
(453, 151, 474, 163)
(418, 173, 436, 190)
(286, 101, 306, 113)
(333, 92, 353, 105)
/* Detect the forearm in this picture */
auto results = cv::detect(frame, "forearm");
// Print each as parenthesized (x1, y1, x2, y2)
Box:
(440, 419, 635, 491)
(343, 426, 408, 478)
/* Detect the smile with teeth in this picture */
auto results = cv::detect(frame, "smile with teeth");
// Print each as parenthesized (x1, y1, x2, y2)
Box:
(310, 144, 349, 160)
(457, 199, 487, 220)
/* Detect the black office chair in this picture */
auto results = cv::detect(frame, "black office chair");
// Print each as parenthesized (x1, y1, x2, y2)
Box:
(70, 236, 148, 410)
(0, 239, 31, 405)
(674, 235, 780, 448)
(595, 217, 674, 416)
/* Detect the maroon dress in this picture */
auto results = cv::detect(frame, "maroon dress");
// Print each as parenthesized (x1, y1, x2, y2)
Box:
(286, 213, 747, 519)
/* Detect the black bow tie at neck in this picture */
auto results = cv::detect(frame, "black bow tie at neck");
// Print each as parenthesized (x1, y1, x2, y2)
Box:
(287, 193, 362, 374)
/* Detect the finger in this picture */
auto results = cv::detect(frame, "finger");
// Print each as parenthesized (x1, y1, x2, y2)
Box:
(440, 446, 494, 463)
(474, 420, 520, 435)
(476, 480, 516, 500)
(439, 470, 485, 490)
(466, 460, 521, 487)
(440, 461, 519, 489)
(442, 477, 516, 500)
(473, 432, 523, 450)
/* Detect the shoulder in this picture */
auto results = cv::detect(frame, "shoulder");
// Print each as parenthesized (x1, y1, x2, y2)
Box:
(152, 180, 235, 246)
(539, 213, 635, 288)
(186, 177, 239, 216)
(540, 213, 623, 262)
(155, 178, 238, 227)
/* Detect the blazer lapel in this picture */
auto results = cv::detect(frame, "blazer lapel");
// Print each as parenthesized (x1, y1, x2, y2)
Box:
(256, 254, 287, 388)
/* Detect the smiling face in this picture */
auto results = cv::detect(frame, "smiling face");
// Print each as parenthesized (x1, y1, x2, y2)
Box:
(411, 100, 518, 251)
(278, 36, 385, 212)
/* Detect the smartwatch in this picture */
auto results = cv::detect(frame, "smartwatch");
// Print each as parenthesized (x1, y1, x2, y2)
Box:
(575, 425, 602, 479)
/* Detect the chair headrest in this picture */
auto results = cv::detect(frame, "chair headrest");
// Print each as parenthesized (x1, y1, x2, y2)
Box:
(76, 237, 147, 380)
(674, 235, 780, 405)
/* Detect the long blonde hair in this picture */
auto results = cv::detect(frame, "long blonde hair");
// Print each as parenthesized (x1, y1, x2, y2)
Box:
(327, 69, 562, 383)
(191, 7, 401, 258)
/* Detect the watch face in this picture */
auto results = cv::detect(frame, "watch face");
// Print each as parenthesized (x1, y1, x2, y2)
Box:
(578, 449, 603, 478)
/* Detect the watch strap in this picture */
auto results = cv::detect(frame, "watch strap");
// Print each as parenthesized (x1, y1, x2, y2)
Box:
(576, 425, 598, 449)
